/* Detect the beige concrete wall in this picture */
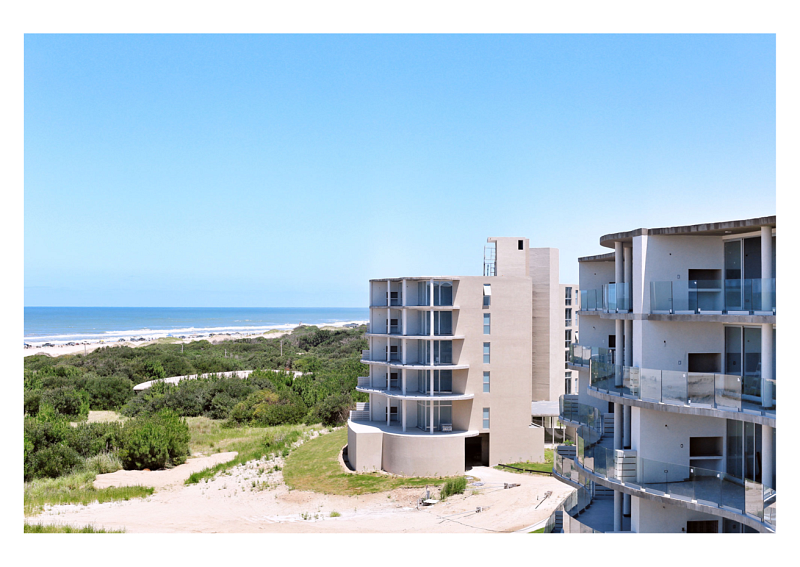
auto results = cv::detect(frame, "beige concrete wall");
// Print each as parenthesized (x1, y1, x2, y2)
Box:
(382, 433, 466, 476)
(455, 274, 535, 465)
(488, 237, 529, 277)
(347, 423, 383, 472)
(531, 248, 564, 402)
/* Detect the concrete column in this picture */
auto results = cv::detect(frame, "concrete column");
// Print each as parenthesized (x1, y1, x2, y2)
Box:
(762, 324, 774, 408)
(402, 279, 407, 307)
(402, 309, 407, 336)
(623, 405, 631, 449)
(623, 244, 632, 290)
(430, 400, 434, 434)
(386, 397, 390, 426)
(762, 425, 773, 489)
(615, 242, 624, 286)
(623, 493, 630, 517)
(614, 490, 623, 532)
(624, 319, 632, 367)
(402, 368, 406, 395)
(614, 403, 623, 450)
(402, 399, 407, 432)
(761, 226, 773, 312)
(615, 319, 623, 383)
(369, 393, 373, 421)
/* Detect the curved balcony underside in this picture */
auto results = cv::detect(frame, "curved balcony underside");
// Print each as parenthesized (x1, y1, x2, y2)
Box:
(361, 360, 470, 370)
(365, 333, 466, 340)
(586, 385, 776, 427)
(356, 386, 474, 401)
(578, 310, 775, 324)
(554, 455, 774, 533)
(348, 419, 479, 438)
(369, 305, 460, 311)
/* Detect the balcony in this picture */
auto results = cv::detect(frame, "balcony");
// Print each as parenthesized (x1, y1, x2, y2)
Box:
(553, 424, 776, 532)
(589, 359, 776, 417)
(580, 283, 632, 314)
(650, 278, 775, 315)
(568, 344, 615, 367)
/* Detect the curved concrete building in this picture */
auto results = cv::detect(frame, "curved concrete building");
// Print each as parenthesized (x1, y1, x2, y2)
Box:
(347, 237, 566, 476)
(553, 216, 776, 533)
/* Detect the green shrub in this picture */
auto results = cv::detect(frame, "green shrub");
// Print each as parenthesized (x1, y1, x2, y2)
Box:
(65, 421, 123, 458)
(82, 452, 123, 474)
(310, 393, 352, 426)
(30, 444, 83, 479)
(24, 390, 42, 416)
(118, 410, 190, 470)
(40, 386, 90, 420)
(229, 390, 307, 426)
(208, 392, 237, 420)
(440, 477, 467, 500)
(86, 374, 134, 410)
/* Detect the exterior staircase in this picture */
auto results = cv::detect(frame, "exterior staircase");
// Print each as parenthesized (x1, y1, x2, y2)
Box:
(349, 402, 370, 421)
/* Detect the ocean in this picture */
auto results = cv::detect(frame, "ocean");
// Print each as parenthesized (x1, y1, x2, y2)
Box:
(24, 307, 370, 345)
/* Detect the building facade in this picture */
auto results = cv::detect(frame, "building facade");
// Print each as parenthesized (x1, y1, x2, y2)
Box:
(347, 237, 564, 476)
(554, 216, 776, 533)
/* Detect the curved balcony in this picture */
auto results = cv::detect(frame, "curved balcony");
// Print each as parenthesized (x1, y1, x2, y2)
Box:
(580, 284, 632, 315)
(369, 304, 461, 311)
(355, 384, 474, 401)
(650, 278, 775, 316)
(553, 424, 776, 533)
(569, 345, 775, 422)
(589, 359, 776, 422)
(365, 331, 466, 340)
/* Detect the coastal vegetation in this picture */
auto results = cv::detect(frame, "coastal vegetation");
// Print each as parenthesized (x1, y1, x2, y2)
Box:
(24, 325, 367, 425)
(24, 469, 153, 516)
(496, 449, 554, 474)
(23, 326, 371, 520)
(283, 428, 450, 495)
(184, 422, 312, 485)
(24, 523, 125, 533)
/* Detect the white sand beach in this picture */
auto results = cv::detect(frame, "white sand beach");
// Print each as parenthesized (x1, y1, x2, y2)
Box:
(23, 321, 367, 358)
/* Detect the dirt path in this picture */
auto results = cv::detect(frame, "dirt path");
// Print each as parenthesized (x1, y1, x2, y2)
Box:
(27, 455, 571, 533)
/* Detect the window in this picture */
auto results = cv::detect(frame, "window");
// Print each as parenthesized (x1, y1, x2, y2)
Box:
(565, 329, 572, 348)
(483, 342, 490, 364)
(483, 371, 490, 393)
(518, 240, 524, 250)
(483, 408, 490, 429)
(565, 371, 572, 394)
(565, 287, 572, 306)
(483, 313, 491, 335)
(483, 284, 491, 306)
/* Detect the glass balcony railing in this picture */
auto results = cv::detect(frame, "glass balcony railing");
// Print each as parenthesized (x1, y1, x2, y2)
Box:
(650, 278, 776, 315)
(603, 282, 632, 312)
(559, 396, 603, 442)
(569, 344, 615, 367)
(567, 426, 776, 530)
(589, 359, 776, 415)
(580, 284, 632, 313)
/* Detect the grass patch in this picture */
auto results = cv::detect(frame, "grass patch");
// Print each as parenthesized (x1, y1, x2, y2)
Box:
(24, 522, 124, 533)
(497, 449, 554, 474)
(529, 527, 546, 533)
(329, 511, 341, 517)
(185, 421, 313, 485)
(283, 428, 452, 495)
(440, 476, 467, 500)
(24, 470, 153, 516)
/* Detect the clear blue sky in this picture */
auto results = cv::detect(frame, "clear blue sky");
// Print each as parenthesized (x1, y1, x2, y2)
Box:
(24, 34, 776, 307)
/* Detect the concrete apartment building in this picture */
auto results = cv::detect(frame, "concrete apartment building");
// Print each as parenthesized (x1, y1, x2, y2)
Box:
(347, 237, 565, 476)
(552, 216, 776, 533)
(562, 283, 579, 395)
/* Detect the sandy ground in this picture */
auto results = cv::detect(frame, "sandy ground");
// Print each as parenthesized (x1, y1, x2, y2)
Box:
(26, 441, 571, 533)
(23, 330, 296, 358)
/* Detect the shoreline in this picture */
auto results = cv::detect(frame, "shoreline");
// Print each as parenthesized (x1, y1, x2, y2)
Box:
(23, 320, 368, 358)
